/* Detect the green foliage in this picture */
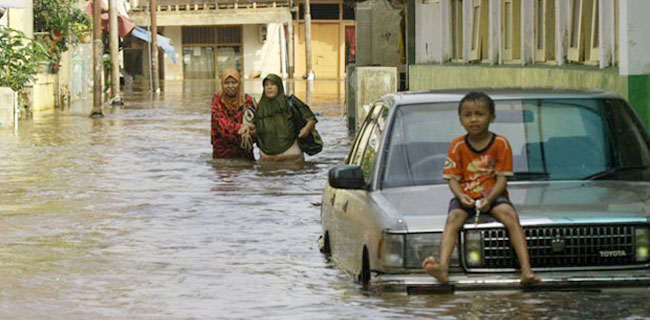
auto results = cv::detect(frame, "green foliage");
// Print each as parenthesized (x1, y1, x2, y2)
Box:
(34, 0, 92, 65)
(0, 27, 49, 91)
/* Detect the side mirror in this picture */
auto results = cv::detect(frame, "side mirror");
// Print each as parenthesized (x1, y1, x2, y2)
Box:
(328, 165, 366, 189)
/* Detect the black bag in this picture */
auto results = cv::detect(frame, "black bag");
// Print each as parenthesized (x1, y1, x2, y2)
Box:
(287, 95, 323, 156)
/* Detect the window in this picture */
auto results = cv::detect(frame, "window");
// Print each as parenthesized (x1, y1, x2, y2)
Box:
(450, 0, 463, 60)
(568, 0, 599, 64)
(501, 0, 521, 62)
(534, 0, 555, 62)
(182, 26, 243, 78)
(469, 0, 489, 61)
(349, 103, 385, 166)
(349, 115, 376, 166)
(355, 105, 388, 185)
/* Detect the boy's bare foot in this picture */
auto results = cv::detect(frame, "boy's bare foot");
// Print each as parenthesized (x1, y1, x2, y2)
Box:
(520, 273, 541, 285)
(422, 256, 449, 284)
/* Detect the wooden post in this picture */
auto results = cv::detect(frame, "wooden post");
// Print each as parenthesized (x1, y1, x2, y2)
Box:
(150, 0, 160, 92)
(109, 0, 122, 105)
(91, 0, 104, 117)
(304, 0, 313, 79)
(287, 0, 295, 79)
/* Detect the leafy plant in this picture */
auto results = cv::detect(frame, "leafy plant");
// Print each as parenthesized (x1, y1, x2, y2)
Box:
(33, 0, 92, 68)
(0, 26, 49, 92)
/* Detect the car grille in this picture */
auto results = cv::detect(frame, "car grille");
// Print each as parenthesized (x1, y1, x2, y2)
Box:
(470, 225, 638, 270)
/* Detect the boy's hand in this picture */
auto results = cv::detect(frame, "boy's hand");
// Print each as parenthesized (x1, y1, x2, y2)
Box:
(458, 194, 475, 208)
(477, 199, 491, 212)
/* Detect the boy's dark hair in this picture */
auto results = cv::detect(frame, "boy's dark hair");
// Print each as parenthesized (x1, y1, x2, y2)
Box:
(458, 91, 495, 116)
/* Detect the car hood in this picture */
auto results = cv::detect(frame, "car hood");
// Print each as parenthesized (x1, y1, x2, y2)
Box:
(377, 181, 650, 232)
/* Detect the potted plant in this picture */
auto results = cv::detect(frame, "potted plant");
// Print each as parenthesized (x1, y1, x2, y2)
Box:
(0, 26, 49, 117)
(33, 0, 92, 71)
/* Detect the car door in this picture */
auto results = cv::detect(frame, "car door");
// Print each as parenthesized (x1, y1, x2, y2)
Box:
(336, 103, 388, 274)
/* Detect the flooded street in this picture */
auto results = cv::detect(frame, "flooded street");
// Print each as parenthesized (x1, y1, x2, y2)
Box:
(1, 80, 650, 319)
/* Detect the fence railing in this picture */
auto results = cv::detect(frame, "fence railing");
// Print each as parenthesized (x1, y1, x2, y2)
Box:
(130, 0, 292, 12)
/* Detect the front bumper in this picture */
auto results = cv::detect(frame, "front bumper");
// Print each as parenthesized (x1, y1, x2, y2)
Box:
(373, 269, 650, 294)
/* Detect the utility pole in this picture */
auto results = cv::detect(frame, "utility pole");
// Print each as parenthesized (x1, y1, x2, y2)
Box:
(150, 0, 160, 93)
(109, 0, 122, 105)
(287, 0, 294, 79)
(304, 0, 313, 79)
(91, 0, 103, 117)
(286, 0, 295, 95)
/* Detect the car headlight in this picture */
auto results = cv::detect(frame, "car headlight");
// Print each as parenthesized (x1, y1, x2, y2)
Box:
(464, 230, 483, 267)
(405, 233, 440, 268)
(635, 227, 649, 262)
(381, 232, 404, 268)
(404, 233, 460, 269)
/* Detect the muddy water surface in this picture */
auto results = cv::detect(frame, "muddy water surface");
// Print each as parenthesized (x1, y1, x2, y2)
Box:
(1, 80, 649, 319)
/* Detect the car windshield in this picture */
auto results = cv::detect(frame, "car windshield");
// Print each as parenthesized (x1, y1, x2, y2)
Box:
(381, 98, 650, 188)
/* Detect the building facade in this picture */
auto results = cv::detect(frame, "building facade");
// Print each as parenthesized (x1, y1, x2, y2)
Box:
(125, 0, 354, 82)
(407, 0, 650, 128)
(127, 0, 291, 82)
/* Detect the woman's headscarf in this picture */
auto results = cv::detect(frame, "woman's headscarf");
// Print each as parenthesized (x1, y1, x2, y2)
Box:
(220, 68, 245, 111)
(256, 74, 287, 115)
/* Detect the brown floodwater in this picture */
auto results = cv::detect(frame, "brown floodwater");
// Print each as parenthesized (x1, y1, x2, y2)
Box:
(1, 80, 649, 319)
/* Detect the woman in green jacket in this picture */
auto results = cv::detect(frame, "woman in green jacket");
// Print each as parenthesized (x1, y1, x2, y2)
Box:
(253, 74, 316, 162)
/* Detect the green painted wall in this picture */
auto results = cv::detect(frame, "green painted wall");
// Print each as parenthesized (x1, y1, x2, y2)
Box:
(409, 64, 650, 129)
(628, 75, 650, 128)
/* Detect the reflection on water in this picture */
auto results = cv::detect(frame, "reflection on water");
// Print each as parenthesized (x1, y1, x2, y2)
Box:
(1, 80, 649, 318)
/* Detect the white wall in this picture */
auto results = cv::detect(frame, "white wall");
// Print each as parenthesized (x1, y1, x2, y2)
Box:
(242, 23, 283, 80)
(163, 26, 183, 80)
(415, 1, 441, 63)
(7, 3, 33, 37)
(620, 0, 650, 75)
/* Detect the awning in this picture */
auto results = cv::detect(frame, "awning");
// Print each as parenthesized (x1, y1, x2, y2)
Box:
(130, 26, 177, 64)
(85, 3, 135, 37)
(84, 2, 176, 64)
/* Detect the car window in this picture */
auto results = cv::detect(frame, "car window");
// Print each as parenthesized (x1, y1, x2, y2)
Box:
(348, 106, 378, 166)
(602, 99, 650, 180)
(382, 102, 463, 187)
(519, 99, 610, 179)
(360, 106, 388, 184)
(381, 98, 650, 188)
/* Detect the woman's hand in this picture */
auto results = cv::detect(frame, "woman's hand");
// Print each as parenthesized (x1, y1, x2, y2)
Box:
(298, 119, 316, 139)
(298, 126, 310, 139)
(238, 123, 256, 136)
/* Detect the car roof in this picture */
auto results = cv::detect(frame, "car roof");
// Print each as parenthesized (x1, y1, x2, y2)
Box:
(386, 88, 624, 106)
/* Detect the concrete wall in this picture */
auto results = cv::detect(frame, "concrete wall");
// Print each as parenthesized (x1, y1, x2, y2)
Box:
(32, 73, 57, 113)
(415, 1, 441, 64)
(70, 43, 93, 112)
(0, 87, 16, 129)
(620, 0, 650, 76)
(352, 66, 397, 129)
(163, 26, 183, 80)
(355, 0, 403, 70)
(243, 23, 284, 79)
(7, 2, 33, 37)
(408, 64, 650, 128)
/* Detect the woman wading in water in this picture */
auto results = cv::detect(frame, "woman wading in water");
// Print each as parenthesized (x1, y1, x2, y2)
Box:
(210, 69, 256, 160)
(253, 74, 316, 162)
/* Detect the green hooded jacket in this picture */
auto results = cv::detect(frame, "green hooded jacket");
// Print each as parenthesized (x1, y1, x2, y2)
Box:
(254, 74, 316, 155)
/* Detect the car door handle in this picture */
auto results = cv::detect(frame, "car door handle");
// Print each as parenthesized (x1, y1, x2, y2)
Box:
(330, 193, 336, 206)
(342, 200, 349, 213)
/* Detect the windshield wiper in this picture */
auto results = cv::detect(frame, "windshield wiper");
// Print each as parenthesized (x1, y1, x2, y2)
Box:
(513, 171, 550, 181)
(585, 165, 650, 180)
